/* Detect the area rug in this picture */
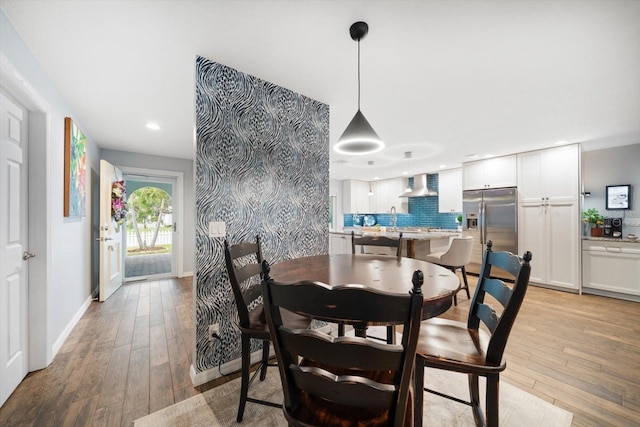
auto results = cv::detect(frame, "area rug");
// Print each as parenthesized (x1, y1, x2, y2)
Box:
(135, 367, 572, 427)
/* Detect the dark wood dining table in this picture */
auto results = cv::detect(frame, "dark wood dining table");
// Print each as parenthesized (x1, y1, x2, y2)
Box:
(268, 253, 461, 336)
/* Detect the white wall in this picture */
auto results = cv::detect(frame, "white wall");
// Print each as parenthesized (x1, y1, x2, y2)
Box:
(329, 179, 344, 230)
(1, 9, 99, 362)
(583, 143, 640, 236)
(101, 149, 195, 274)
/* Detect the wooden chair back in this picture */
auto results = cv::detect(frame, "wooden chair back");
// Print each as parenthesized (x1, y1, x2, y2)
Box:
(469, 241, 532, 364)
(224, 236, 264, 329)
(261, 261, 424, 427)
(351, 231, 403, 257)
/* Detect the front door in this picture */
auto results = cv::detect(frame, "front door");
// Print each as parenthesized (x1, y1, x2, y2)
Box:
(99, 159, 124, 301)
(0, 92, 29, 406)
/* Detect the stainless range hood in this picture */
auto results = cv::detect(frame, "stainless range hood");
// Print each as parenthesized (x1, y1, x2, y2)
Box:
(399, 174, 438, 197)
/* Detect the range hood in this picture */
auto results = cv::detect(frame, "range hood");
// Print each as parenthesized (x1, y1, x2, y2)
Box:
(399, 174, 438, 197)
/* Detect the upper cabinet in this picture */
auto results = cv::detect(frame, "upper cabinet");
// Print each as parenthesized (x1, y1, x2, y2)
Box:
(463, 155, 517, 190)
(342, 178, 409, 214)
(342, 180, 370, 213)
(517, 144, 580, 201)
(372, 178, 408, 214)
(438, 168, 462, 213)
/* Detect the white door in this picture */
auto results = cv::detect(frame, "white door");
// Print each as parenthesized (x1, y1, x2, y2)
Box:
(99, 159, 124, 301)
(0, 93, 29, 406)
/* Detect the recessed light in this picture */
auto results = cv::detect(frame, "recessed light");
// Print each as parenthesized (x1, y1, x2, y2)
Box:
(439, 164, 447, 169)
(554, 140, 569, 146)
(373, 176, 380, 180)
(146, 122, 160, 130)
(483, 154, 494, 159)
(402, 171, 408, 176)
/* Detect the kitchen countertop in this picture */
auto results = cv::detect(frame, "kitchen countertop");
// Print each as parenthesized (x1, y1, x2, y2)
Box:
(583, 236, 640, 244)
(331, 227, 461, 241)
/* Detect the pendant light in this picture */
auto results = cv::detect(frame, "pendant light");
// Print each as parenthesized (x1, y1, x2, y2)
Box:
(334, 21, 384, 156)
(404, 152, 412, 193)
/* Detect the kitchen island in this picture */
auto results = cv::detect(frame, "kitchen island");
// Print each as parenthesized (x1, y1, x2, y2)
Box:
(330, 227, 461, 259)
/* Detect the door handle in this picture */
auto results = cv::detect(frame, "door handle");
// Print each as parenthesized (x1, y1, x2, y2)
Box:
(23, 251, 36, 260)
(96, 237, 113, 242)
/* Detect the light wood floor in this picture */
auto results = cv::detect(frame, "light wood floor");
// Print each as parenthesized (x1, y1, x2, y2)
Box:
(1, 275, 639, 426)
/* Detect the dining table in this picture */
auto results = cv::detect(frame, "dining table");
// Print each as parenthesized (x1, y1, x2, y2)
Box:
(268, 253, 461, 339)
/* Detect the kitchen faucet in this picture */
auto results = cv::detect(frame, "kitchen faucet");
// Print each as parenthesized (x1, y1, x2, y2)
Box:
(390, 206, 397, 231)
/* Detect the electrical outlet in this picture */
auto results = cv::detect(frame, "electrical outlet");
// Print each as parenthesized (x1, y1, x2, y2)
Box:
(208, 323, 220, 340)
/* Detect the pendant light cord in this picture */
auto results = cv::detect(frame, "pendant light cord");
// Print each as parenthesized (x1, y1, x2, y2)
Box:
(357, 38, 361, 110)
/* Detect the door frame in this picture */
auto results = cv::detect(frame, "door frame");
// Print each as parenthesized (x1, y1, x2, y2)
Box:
(1, 52, 53, 370)
(118, 166, 184, 278)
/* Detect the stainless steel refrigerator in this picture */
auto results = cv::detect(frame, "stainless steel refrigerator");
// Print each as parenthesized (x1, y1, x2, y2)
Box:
(462, 187, 517, 266)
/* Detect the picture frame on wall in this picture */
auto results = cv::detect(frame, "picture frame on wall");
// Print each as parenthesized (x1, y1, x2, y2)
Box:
(605, 184, 631, 210)
(64, 117, 87, 217)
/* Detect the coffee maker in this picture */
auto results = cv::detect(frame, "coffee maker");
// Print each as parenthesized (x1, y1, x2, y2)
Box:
(603, 218, 623, 238)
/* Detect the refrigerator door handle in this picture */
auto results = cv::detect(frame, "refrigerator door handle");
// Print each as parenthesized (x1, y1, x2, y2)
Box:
(482, 202, 487, 244)
(480, 202, 485, 244)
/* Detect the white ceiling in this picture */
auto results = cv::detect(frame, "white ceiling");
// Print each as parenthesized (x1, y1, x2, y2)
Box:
(2, 0, 639, 181)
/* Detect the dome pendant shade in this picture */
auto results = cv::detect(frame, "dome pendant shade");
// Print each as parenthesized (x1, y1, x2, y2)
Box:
(334, 110, 384, 155)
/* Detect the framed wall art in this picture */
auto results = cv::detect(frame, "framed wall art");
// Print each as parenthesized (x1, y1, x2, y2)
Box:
(605, 184, 631, 210)
(64, 117, 87, 217)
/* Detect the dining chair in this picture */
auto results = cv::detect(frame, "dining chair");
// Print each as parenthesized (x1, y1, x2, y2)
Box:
(261, 260, 424, 427)
(424, 236, 474, 305)
(224, 236, 310, 422)
(351, 230, 404, 257)
(414, 241, 532, 427)
(348, 231, 404, 343)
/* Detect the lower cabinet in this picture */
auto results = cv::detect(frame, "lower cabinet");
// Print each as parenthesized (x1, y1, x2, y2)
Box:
(329, 233, 351, 255)
(518, 198, 580, 290)
(583, 240, 640, 297)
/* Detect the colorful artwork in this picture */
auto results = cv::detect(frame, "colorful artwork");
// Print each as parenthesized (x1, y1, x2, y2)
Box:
(64, 117, 87, 217)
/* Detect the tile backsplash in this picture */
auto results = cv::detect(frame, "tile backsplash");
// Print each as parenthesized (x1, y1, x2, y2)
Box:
(343, 175, 460, 229)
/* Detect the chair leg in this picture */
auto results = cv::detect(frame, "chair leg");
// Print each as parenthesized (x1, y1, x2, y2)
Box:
(237, 334, 251, 422)
(414, 358, 425, 427)
(338, 322, 345, 337)
(449, 266, 459, 306)
(461, 266, 471, 300)
(259, 340, 269, 381)
(386, 325, 396, 344)
(468, 374, 484, 427)
(486, 374, 500, 427)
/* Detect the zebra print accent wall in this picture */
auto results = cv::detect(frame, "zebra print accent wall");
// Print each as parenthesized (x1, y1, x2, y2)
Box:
(194, 56, 329, 373)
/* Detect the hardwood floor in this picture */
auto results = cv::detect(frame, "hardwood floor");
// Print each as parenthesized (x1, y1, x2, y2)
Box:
(0, 274, 639, 426)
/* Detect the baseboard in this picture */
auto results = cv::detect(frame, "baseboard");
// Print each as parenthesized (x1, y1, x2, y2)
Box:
(179, 271, 193, 278)
(190, 348, 273, 387)
(52, 295, 93, 358)
(582, 287, 640, 302)
(190, 324, 333, 387)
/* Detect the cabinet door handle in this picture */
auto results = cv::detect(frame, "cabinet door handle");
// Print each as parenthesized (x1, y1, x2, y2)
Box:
(605, 246, 622, 252)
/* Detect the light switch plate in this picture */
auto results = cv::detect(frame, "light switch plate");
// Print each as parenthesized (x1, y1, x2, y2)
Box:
(209, 221, 226, 238)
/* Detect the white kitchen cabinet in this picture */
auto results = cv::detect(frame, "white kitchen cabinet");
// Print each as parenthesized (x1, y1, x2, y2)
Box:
(372, 178, 408, 214)
(438, 168, 462, 213)
(462, 155, 516, 190)
(517, 144, 581, 290)
(342, 180, 371, 213)
(518, 144, 580, 201)
(329, 233, 351, 255)
(583, 240, 640, 297)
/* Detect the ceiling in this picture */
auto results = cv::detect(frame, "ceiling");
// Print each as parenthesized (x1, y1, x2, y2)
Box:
(2, 0, 639, 181)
